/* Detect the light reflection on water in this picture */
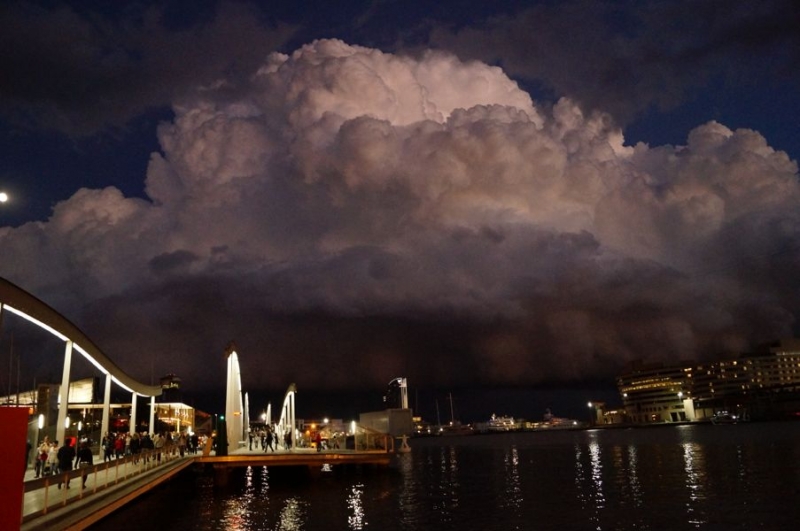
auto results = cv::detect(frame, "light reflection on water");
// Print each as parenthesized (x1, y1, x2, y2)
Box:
(397, 453, 422, 529)
(277, 497, 307, 531)
(346, 483, 365, 530)
(682, 442, 707, 527)
(501, 445, 522, 517)
(626, 445, 642, 509)
(90, 422, 800, 531)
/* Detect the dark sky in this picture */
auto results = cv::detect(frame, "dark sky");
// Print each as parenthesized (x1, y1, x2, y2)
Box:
(1, 0, 799, 420)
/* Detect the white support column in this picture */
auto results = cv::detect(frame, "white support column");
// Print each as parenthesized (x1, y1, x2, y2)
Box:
(130, 392, 138, 434)
(244, 392, 250, 436)
(289, 390, 296, 451)
(56, 340, 73, 445)
(149, 396, 155, 435)
(101, 373, 111, 444)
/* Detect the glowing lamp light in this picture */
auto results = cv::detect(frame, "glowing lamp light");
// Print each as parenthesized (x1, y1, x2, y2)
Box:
(65, 417, 71, 429)
(587, 402, 593, 408)
(38, 414, 45, 430)
(0, 192, 8, 203)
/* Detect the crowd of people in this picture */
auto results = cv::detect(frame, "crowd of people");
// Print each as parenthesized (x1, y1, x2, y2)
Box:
(100, 430, 202, 462)
(28, 429, 207, 489)
(248, 424, 286, 451)
(247, 424, 343, 452)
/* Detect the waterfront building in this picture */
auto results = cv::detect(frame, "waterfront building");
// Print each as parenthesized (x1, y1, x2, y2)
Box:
(617, 338, 800, 424)
(691, 358, 751, 419)
(8, 374, 203, 470)
(616, 362, 695, 424)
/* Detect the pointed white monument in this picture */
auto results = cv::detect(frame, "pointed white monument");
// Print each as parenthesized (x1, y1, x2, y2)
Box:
(277, 383, 297, 450)
(224, 342, 244, 454)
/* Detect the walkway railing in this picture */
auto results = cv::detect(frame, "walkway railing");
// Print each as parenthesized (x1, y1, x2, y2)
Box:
(23, 431, 398, 526)
(22, 444, 189, 524)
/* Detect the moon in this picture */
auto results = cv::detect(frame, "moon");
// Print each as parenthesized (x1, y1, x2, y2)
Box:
(0, 192, 8, 203)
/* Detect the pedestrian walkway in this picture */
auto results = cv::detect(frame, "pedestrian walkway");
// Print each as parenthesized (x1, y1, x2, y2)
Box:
(21, 447, 194, 531)
(21, 437, 395, 530)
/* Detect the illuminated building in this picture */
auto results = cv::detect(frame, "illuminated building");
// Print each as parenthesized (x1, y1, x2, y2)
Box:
(616, 362, 695, 424)
(7, 374, 204, 451)
(617, 338, 800, 423)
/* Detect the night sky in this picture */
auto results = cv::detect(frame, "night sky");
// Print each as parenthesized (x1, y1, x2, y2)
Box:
(1, 1, 799, 421)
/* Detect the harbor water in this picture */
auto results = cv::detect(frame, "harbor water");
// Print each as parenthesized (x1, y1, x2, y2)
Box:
(91, 421, 800, 530)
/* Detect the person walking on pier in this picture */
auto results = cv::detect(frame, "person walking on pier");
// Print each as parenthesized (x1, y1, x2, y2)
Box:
(141, 433, 154, 462)
(56, 440, 75, 489)
(153, 433, 165, 462)
(101, 433, 113, 462)
(77, 441, 93, 489)
(35, 436, 50, 477)
(314, 431, 322, 452)
(130, 433, 141, 463)
(46, 441, 58, 475)
(178, 432, 187, 457)
(114, 434, 125, 459)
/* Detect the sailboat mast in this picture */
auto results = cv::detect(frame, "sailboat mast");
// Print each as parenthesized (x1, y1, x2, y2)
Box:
(449, 392, 455, 425)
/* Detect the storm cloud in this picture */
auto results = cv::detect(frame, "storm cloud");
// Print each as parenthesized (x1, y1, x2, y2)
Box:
(1, 37, 798, 399)
(429, 0, 800, 126)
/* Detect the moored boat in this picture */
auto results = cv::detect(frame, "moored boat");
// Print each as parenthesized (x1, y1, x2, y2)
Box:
(711, 411, 739, 424)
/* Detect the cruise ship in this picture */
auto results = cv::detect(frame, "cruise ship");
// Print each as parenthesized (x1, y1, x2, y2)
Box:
(474, 414, 517, 433)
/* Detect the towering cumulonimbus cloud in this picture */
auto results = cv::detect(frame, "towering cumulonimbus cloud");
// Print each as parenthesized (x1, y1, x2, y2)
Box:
(1, 39, 798, 392)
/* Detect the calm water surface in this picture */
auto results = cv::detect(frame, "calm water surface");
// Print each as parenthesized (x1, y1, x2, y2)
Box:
(92, 422, 800, 530)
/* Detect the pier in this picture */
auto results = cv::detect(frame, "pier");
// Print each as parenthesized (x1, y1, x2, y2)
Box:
(21, 443, 395, 530)
(2, 277, 403, 530)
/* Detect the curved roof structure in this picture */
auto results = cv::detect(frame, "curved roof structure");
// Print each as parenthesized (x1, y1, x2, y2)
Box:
(0, 276, 162, 397)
